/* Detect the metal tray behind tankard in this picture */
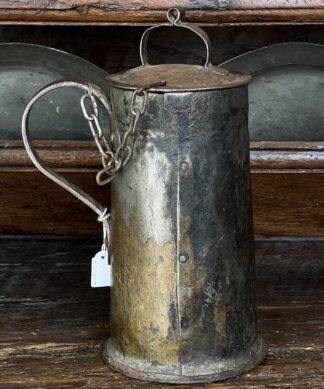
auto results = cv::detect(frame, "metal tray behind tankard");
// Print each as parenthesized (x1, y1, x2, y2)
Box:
(0, 43, 109, 140)
(220, 42, 324, 142)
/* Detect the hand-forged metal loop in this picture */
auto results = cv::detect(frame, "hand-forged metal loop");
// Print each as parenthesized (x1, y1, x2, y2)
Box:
(139, 7, 211, 68)
(22, 79, 150, 215)
(22, 80, 112, 218)
(80, 93, 99, 121)
(130, 88, 148, 116)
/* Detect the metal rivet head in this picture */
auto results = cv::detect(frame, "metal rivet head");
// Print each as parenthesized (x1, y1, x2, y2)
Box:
(179, 253, 189, 263)
(181, 317, 190, 329)
(180, 162, 189, 172)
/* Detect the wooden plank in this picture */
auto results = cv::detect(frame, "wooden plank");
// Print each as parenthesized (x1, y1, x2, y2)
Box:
(0, 5, 323, 25)
(2, 140, 324, 236)
(3, 140, 324, 171)
(0, 0, 323, 11)
(252, 173, 324, 237)
(251, 141, 324, 150)
(0, 238, 323, 387)
(250, 150, 324, 170)
(0, 140, 101, 169)
(1, 171, 324, 236)
(0, 171, 107, 235)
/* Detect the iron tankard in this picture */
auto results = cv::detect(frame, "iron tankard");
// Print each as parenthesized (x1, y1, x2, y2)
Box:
(22, 8, 266, 384)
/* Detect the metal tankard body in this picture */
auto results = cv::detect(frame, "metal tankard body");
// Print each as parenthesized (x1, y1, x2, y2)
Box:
(22, 8, 266, 384)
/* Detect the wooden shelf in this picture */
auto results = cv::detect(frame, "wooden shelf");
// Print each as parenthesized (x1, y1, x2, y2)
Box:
(0, 236, 323, 387)
(2, 140, 324, 172)
(0, 140, 101, 171)
(0, 1, 324, 25)
(2, 139, 324, 237)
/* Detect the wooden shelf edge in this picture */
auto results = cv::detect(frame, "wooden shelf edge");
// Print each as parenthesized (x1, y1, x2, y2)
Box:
(0, 9, 324, 26)
(250, 141, 324, 151)
(0, 140, 101, 170)
(2, 139, 324, 172)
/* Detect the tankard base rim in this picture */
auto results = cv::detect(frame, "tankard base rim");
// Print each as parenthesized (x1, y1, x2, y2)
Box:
(102, 335, 267, 384)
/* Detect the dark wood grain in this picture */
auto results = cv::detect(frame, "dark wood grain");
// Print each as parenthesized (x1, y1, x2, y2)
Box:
(4, 170, 324, 237)
(252, 173, 324, 237)
(0, 171, 107, 235)
(2, 140, 324, 236)
(0, 237, 323, 387)
(3, 140, 324, 171)
(0, 2, 323, 25)
(0, 140, 101, 169)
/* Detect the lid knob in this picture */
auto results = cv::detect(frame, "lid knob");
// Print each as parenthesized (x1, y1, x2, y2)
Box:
(167, 8, 184, 24)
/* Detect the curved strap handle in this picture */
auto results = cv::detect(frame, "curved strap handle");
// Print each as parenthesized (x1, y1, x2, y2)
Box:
(140, 7, 212, 68)
(21, 80, 110, 219)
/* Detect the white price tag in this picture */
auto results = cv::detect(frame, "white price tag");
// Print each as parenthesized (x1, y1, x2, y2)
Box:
(91, 250, 113, 287)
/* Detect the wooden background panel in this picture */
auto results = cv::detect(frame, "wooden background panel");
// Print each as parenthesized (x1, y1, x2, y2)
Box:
(252, 172, 324, 237)
(2, 170, 324, 236)
(0, 171, 107, 235)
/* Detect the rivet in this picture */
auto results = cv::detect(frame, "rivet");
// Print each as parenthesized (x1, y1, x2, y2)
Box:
(180, 162, 189, 172)
(179, 253, 189, 263)
(181, 317, 190, 329)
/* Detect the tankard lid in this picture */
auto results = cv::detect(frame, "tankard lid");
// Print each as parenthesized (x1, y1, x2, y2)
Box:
(106, 64, 251, 93)
(107, 8, 251, 93)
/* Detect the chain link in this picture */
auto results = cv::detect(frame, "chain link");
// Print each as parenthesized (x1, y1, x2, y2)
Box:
(80, 84, 162, 186)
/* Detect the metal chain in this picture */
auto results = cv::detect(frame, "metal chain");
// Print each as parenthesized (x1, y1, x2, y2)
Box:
(80, 85, 151, 186)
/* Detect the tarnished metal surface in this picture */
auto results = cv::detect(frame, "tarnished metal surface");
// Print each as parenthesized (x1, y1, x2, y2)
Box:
(107, 90, 179, 368)
(106, 8, 250, 93)
(1, 43, 109, 140)
(220, 42, 324, 142)
(106, 64, 251, 93)
(22, 8, 266, 383)
(103, 85, 266, 383)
